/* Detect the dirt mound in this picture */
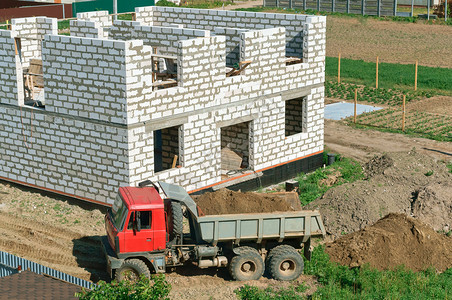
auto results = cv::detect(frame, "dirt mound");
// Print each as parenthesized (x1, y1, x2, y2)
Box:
(412, 182, 452, 233)
(364, 154, 393, 178)
(193, 189, 295, 215)
(325, 214, 452, 272)
(306, 151, 452, 238)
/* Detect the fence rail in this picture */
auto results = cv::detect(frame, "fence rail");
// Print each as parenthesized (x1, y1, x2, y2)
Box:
(0, 250, 94, 289)
(264, 0, 398, 16)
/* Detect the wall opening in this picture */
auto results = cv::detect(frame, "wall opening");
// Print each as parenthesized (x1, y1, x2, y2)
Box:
(151, 47, 178, 91)
(154, 125, 181, 173)
(285, 97, 306, 136)
(221, 121, 250, 175)
(23, 58, 45, 108)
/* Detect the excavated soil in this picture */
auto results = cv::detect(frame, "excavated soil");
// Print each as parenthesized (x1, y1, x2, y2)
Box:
(325, 213, 452, 272)
(0, 183, 107, 282)
(306, 151, 452, 239)
(193, 189, 295, 215)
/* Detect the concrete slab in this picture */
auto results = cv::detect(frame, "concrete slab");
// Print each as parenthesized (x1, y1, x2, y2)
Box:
(325, 102, 383, 120)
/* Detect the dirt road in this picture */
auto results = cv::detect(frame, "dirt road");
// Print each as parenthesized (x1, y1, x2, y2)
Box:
(325, 119, 452, 163)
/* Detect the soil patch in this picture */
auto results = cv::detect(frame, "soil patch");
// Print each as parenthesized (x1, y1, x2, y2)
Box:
(306, 151, 452, 239)
(364, 153, 394, 178)
(193, 189, 295, 215)
(407, 96, 452, 116)
(412, 182, 452, 233)
(327, 17, 452, 68)
(0, 182, 107, 282)
(324, 119, 452, 163)
(325, 213, 452, 272)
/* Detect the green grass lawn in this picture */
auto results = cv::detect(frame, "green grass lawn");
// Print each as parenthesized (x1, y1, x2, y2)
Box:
(326, 56, 452, 93)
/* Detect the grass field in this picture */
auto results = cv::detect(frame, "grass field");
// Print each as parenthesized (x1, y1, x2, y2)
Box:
(296, 155, 364, 205)
(326, 57, 452, 93)
(235, 246, 452, 299)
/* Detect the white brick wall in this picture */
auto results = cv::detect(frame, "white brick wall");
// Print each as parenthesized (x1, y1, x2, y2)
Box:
(0, 9, 325, 204)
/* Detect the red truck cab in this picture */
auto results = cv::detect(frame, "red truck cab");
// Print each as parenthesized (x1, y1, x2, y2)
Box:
(105, 185, 167, 255)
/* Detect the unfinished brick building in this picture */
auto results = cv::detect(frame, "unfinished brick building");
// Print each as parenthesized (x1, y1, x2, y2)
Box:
(0, 7, 326, 205)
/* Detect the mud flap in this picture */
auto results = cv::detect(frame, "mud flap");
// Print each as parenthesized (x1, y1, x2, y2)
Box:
(101, 236, 124, 278)
(303, 238, 312, 261)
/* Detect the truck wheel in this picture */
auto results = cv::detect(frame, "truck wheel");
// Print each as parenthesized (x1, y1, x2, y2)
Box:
(266, 244, 293, 265)
(269, 248, 304, 281)
(115, 259, 150, 283)
(168, 201, 183, 245)
(229, 249, 264, 281)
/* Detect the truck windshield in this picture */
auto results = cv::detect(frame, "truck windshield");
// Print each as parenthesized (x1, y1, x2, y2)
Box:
(111, 194, 128, 231)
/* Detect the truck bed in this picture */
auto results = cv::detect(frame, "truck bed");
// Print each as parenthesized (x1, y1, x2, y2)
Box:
(158, 181, 325, 246)
(193, 210, 325, 245)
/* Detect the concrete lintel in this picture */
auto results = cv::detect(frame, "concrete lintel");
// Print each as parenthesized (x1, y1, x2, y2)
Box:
(130, 83, 324, 130)
(145, 115, 188, 132)
(216, 114, 257, 128)
(280, 85, 313, 101)
(0, 102, 126, 129)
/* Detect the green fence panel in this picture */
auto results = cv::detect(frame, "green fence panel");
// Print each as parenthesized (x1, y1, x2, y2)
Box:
(72, 0, 154, 17)
(118, 0, 155, 13)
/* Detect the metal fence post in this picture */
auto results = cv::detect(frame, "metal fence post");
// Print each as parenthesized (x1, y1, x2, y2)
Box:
(347, 0, 350, 13)
(290, 0, 293, 9)
(393, 0, 397, 16)
(113, 0, 117, 20)
(377, 0, 381, 16)
(332, 0, 335, 12)
(303, 0, 307, 10)
(362, 0, 365, 15)
(317, 0, 320, 11)
(427, 0, 430, 20)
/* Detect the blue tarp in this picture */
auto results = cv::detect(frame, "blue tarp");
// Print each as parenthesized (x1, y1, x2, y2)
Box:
(325, 102, 383, 120)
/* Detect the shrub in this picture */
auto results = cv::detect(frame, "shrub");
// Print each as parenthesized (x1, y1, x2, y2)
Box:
(77, 274, 171, 300)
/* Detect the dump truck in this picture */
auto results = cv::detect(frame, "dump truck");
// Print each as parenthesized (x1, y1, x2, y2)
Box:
(102, 181, 325, 281)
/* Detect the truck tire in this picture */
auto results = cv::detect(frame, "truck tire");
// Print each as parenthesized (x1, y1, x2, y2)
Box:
(266, 244, 293, 264)
(268, 248, 304, 281)
(115, 259, 150, 282)
(229, 248, 264, 281)
(168, 201, 183, 245)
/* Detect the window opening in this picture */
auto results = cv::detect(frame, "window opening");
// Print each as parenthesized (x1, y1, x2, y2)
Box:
(154, 125, 181, 173)
(285, 97, 306, 136)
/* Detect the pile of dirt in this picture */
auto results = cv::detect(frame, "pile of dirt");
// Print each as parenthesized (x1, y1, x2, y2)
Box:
(193, 189, 295, 215)
(364, 153, 393, 178)
(325, 213, 452, 272)
(306, 151, 452, 238)
(412, 182, 452, 234)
